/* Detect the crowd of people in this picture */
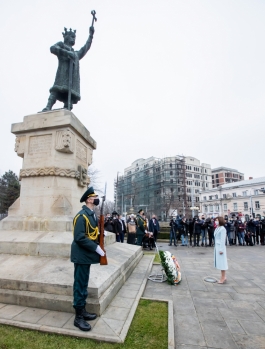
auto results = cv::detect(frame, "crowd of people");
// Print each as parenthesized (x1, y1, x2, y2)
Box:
(169, 214, 265, 247)
(104, 209, 160, 250)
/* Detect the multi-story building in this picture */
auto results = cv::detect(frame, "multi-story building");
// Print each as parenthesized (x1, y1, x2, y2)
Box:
(199, 177, 265, 220)
(211, 167, 244, 188)
(115, 156, 212, 220)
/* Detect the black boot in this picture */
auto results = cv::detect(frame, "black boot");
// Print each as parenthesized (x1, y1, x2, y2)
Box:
(74, 308, 91, 331)
(82, 307, 97, 321)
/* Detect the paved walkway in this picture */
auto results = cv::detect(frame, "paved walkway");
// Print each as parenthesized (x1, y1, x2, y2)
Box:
(143, 243, 265, 349)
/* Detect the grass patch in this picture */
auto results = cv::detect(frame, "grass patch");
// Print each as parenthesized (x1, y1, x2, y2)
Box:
(0, 299, 167, 349)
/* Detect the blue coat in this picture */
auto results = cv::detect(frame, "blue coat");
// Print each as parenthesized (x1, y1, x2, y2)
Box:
(149, 218, 160, 232)
(214, 226, 228, 270)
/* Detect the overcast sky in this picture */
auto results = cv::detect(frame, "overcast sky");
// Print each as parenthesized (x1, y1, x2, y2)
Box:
(1, 0, 265, 200)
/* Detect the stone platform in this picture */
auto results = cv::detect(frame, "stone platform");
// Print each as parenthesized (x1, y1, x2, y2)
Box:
(0, 255, 154, 343)
(0, 239, 142, 315)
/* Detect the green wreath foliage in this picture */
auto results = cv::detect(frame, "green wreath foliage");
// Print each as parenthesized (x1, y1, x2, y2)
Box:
(159, 250, 175, 285)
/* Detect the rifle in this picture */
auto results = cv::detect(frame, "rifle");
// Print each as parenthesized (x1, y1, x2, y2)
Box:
(99, 183, 108, 265)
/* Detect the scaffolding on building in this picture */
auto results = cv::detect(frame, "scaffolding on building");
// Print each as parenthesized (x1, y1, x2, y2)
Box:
(114, 155, 197, 220)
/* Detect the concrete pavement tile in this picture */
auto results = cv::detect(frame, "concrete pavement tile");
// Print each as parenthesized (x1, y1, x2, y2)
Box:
(207, 285, 237, 293)
(0, 303, 6, 309)
(186, 281, 208, 291)
(103, 317, 124, 336)
(123, 282, 141, 291)
(230, 293, 265, 301)
(233, 333, 265, 349)
(201, 321, 239, 349)
(258, 301, 265, 310)
(110, 296, 135, 309)
(219, 308, 263, 322)
(123, 277, 142, 285)
(143, 290, 154, 298)
(255, 308, 265, 322)
(193, 297, 228, 309)
(224, 300, 265, 311)
(239, 320, 265, 336)
(174, 313, 206, 347)
(116, 288, 138, 298)
(225, 319, 246, 334)
(196, 308, 223, 322)
(62, 314, 98, 331)
(191, 290, 233, 299)
(101, 306, 130, 321)
(89, 318, 117, 336)
(13, 307, 49, 323)
(233, 287, 265, 295)
(0, 305, 26, 319)
(37, 310, 73, 327)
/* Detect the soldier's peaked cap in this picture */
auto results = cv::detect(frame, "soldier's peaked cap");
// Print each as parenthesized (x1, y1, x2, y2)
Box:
(80, 186, 98, 203)
(138, 208, 144, 214)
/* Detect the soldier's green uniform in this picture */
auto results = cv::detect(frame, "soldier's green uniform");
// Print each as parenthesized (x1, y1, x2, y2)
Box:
(136, 209, 146, 246)
(71, 186, 101, 331)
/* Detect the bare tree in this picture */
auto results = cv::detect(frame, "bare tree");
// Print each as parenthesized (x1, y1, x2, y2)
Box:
(87, 165, 103, 194)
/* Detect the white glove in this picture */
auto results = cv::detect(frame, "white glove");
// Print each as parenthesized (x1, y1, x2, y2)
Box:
(96, 245, 105, 256)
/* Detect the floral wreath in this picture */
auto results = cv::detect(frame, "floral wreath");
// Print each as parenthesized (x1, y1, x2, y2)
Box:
(159, 250, 181, 285)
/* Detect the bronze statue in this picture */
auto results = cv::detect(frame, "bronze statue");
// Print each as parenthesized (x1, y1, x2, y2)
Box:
(42, 11, 97, 112)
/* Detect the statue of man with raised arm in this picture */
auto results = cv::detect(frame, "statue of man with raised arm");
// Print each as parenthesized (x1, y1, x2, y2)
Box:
(42, 25, 95, 112)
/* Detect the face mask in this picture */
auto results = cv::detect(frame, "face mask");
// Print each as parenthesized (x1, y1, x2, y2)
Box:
(93, 198, 100, 206)
(215, 221, 219, 226)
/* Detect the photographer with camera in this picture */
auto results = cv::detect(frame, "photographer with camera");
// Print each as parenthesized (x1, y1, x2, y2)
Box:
(104, 213, 113, 233)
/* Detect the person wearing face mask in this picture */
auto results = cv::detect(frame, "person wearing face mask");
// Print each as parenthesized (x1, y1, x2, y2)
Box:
(71, 186, 105, 331)
(214, 216, 228, 284)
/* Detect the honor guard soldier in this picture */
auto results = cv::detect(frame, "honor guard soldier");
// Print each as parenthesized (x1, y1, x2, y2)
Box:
(71, 186, 105, 331)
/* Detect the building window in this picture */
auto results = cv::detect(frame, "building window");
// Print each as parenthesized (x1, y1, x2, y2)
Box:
(215, 195, 218, 199)
(242, 191, 247, 197)
(255, 201, 260, 209)
(244, 202, 248, 210)
(224, 204, 227, 211)
(215, 174, 218, 178)
(254, 190, 259, 196)
(232, 193, 237, 197)
(203, 196, 206, 200)
(209, 205, 213, 212)
(170, 171, 173, 175)
(204, 205, 208, 212)
(223, 194, 227, 199)
(233, 203, 237, 211)
(170, 179, 173, 183)
(209, 196, 212, 200)
(215, 205, 219, 211)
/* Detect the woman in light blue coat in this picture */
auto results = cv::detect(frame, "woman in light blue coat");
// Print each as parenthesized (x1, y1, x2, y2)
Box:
(214, 216, 228, 284)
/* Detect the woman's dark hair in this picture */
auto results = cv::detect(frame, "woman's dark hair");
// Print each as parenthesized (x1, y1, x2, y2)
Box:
(215, 216, 225, 226)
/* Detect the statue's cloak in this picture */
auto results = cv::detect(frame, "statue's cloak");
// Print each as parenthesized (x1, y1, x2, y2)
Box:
(49, 38, 92, 104)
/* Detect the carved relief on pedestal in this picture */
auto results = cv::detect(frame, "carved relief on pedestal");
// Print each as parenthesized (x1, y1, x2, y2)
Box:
(20, 167, 79, 179)
(14, 136, 26, 158)
(55, 128, 75, 153)
(76, 140, 87, 164)
(28, 134, 52, 156)
(77, 165, 88, 187)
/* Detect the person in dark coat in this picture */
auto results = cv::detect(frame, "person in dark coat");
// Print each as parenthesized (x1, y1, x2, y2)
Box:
(260, 217, 265, 245)
(71, 187, 105, 331)
(193, 217, 202, 247)
(169, 217, 177, 246)
(42, 26, 94, 111)
(206, 218, 214, 246)
(149, 215, 160, 242)
(224, 219, 231, 245)
(247, 217, 256, 245)
(136, 209, 146, 246)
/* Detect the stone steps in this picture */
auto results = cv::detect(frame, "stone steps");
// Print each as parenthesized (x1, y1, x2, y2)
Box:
(0, 255, 155, 343)
(0, 242, 143, 315)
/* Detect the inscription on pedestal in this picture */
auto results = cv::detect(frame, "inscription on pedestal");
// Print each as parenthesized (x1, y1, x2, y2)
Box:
(76, 140, 87, 164)
(29, 135, 52, 155)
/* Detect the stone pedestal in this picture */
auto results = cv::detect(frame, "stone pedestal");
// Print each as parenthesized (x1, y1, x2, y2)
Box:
(1, 109, 96, 231)
(0, 109, 143, 316)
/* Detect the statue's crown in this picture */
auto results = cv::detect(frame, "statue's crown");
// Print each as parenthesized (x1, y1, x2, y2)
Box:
(62, 27, 76, 38)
